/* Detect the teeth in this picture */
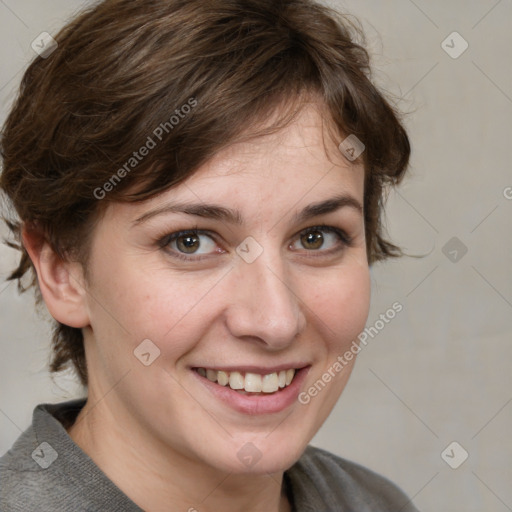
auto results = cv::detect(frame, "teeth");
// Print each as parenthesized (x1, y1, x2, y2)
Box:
(229, 371, 244, 390)
(217, 370, 229, 386)
(278, 370, 286, 388)
(262, 372, 279, 393)
(197, 367, 297, 393)
(245, 373, 262, 392)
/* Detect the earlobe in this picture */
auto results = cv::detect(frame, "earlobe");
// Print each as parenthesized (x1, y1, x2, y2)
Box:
(22, 226, 90, 329)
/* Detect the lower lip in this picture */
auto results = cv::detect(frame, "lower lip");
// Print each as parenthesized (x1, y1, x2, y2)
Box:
(193, 367, 310, 415)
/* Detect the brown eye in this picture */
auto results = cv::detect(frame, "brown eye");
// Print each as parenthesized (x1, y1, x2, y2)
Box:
(176, 234, 201, 254)
(290, 225, 352, 256)
(162, 229, 219, 259)
(301, 230, 324, 250)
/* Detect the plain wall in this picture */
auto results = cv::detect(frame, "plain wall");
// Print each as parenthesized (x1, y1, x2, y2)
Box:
(1, 1, 511, 511)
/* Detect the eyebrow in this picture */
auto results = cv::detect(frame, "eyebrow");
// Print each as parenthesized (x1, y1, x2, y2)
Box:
(132, 193, 363, 227)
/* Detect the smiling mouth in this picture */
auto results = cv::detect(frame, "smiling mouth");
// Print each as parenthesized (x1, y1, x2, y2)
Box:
(194, 368, 297, 394)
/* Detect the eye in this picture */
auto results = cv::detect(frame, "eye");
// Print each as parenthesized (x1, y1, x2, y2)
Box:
(290, 225, 352, 255)
(160, 229, 222, 260)
(158, 225, 352, 262)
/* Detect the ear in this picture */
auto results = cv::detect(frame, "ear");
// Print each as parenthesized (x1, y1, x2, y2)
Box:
(22, 225, 90, 328)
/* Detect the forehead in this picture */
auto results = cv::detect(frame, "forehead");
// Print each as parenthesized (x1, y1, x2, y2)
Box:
(106, 102, 364, 224)
(198, 101, 357, 176)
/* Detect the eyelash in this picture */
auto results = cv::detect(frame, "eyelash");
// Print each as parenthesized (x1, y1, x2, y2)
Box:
(157, 225, 353, 262)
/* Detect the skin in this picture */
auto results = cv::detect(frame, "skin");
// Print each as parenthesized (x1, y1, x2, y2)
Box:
(24, 101, 371, 512)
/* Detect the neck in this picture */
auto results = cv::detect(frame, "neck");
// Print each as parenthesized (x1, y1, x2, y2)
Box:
(67, 396, 291, 512)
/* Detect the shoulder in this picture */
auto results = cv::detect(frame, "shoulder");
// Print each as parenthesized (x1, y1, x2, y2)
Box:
(286, 445, 419, 512)
(0, 421, 57, 512)
(0, 399, 140, 512)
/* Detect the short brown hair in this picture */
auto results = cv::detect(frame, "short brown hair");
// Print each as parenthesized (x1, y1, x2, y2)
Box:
(0, 0, 410, 386)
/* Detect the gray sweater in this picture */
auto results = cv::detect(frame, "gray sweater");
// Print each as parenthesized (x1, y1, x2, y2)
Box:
(0, 400, 419, 511)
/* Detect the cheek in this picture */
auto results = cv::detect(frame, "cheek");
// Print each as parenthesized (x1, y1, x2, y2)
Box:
(89, 258, 222, 356)
(305, 261, 371, 348)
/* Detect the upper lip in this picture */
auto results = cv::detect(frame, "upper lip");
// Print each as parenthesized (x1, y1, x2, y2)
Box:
(192, 364, 310, 374)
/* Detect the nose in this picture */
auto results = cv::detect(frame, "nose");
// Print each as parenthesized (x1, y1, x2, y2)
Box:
(225, 248, 307, 350)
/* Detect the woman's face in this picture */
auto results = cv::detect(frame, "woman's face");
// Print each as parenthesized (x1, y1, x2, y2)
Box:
(80, 102, 370, 475)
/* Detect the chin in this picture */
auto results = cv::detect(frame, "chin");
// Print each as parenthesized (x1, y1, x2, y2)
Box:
(202, 430, 312, 475)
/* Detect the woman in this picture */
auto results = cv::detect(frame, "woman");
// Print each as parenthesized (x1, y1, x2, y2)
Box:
(0, 0, 416, 510)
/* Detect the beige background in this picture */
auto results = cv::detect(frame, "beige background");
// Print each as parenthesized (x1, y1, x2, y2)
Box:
(1, 1, 511, 510)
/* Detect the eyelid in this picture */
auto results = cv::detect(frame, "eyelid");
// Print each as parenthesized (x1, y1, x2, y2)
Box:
(158, 224, 352, 261)
(296, 225, 352, 245)
(157, 227, 214, 249)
